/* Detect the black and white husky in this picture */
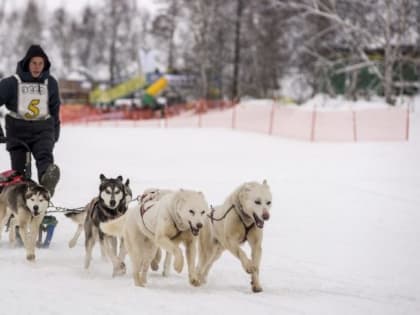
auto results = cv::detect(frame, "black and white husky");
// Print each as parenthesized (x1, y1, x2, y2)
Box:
(65, 178, 132, 249)
(0, 181, 50, 261)
(82, 174, 130, 276)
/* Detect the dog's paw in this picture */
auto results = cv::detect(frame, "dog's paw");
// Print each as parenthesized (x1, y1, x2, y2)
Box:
(150, 260, 159, 271)
(26, 254, 36, 261)
(112, 262, 126, 277)
(252, 285, 263, 293)
(173, 255, 184, 273)
(251, 279, 263, 292)
(243, 260, 257, 274)
(68, 240, 76, 248)
(134, 280, 146, 287)
(189, 275, 201, 287)
(195, 271, 207, 284)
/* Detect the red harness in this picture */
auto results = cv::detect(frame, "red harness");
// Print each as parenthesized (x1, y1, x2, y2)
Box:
(0, 170, 25, 191)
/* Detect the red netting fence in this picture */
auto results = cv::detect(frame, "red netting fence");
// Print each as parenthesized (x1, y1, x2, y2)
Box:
(61, 100, 410, 142)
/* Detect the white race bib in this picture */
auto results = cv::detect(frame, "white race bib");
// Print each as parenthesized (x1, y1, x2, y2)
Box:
(15, 74, 49, 120)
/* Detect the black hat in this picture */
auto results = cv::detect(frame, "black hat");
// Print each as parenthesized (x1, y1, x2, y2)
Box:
(22, 44, 51, 72)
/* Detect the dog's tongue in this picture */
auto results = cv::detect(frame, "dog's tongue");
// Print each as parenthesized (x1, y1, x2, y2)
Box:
(189, 222, 200, 236)
(253, 213, 264, 229)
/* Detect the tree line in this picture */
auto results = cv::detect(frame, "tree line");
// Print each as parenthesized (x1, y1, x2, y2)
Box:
(0, 0, 419, 104)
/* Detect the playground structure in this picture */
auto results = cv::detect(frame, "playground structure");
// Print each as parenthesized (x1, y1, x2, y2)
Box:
(88, 74, 169, 108)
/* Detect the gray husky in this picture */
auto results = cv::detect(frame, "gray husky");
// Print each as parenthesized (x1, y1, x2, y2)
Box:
(65, 178, 132, 249)
(0, 181, 50, 261)
(83, 174, 130, 276)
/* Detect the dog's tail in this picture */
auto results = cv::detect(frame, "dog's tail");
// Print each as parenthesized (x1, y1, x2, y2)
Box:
(64, 210, 87, 225)
(100, 214, 127, 237)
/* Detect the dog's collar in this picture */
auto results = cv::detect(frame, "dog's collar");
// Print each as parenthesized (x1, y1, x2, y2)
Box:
(170, 223, 182, 240)
(169, 208, 188, 232)
(234, 203, 255, 243)
(96, 199, 126, 219)
(234, 200, 253, 224)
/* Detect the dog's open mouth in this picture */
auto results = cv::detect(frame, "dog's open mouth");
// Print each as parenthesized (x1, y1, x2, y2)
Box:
(189, 222, 200, 236)
(32, 207, 40, 216)
(253, 213, 265, 229)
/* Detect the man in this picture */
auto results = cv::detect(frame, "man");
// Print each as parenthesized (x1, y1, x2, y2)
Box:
(0, 44, 60, 196)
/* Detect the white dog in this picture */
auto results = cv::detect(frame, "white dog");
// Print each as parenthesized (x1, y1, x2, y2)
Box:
(196, 180, 272, 292)
(101, 188, 210, 287)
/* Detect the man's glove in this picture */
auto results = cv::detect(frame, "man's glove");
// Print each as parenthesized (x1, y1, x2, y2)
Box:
(54, 120, 60, 143)
(0, 124, 5, 143)
(54, 124, 60, 143)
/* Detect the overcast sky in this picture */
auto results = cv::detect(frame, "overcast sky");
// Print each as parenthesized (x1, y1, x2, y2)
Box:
(5, 0, 159, 13)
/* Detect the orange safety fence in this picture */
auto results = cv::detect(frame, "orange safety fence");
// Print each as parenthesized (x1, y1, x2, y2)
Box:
(61, 101, 410, 142)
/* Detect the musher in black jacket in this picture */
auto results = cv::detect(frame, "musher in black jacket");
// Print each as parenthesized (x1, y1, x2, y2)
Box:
(0, 44, 60, 196)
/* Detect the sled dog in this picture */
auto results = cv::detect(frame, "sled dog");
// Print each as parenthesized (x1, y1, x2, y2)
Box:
(83, 174, 129, 276)
(65, 178, 132, 249)
(101, 188, 210, 287)
(196, 180, 272, 292)
(0, 181, 50, 260)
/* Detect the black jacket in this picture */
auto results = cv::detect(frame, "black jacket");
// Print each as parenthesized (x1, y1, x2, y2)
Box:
(0, 45, 61, 142)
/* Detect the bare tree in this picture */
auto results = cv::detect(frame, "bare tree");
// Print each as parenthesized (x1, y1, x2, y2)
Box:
(75, 6, 98, 73)
(231, 0, 244, 100)
(152, 0, 183, 72)
(50, 7, 74, 75)
(278, 0, 418, 104)
(180, 0, 232, 98)
(93, 0, 141, 84)
(17, 0, 43, 54)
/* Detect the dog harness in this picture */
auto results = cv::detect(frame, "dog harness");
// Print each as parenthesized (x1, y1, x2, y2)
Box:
(235, 203, 256, 243)
(209, 204, 255, 243)
(138, 191, 183, 240)
(90, 198, 127, 223)
(0, 170, 25, 192)
(12, 74, 50, 121)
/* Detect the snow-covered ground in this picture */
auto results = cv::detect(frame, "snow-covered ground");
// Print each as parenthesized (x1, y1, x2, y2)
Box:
(0, 101, 419, 314)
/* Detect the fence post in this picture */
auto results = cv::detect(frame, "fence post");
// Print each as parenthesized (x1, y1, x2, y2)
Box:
(268, 99, 275, 135)
(406, 104, 410, 141)
(232, 102, 237, 130)
(352, 110, 357, 142)
(310, 105, 317, 142)
(163, 107, 168, 128)
(198, 100, 202, 128)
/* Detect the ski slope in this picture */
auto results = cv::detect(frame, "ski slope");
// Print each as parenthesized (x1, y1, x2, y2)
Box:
(0, 106, 419, 315)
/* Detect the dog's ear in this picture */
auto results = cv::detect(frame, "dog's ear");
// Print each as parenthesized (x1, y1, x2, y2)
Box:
(243, 183, 253, 192)
(262, 179, 268, 186)
(175, 190, 186, 203)
(238, 183, 253, 204)
(100, 174, 107, 182)
(117, 175, 123, 182)
(24, 186, 33, 199)
(125, 179, 130, 186)
(43, 189, 51, 201)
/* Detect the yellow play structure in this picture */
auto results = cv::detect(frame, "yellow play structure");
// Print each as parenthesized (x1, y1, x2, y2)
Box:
(89, 75, 168, 105)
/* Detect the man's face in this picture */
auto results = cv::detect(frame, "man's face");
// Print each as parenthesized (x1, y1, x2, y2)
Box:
(29, 56, 44, 78)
